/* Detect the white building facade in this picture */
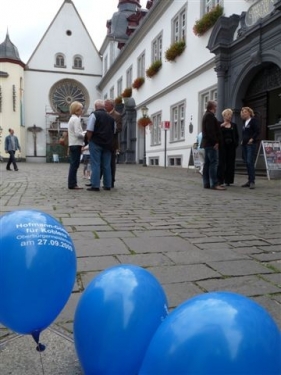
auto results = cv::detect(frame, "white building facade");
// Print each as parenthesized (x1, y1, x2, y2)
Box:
(1, 0, 280, 166)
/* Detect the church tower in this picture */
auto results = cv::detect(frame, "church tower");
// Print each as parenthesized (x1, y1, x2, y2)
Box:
(0, 32, 25, 159)
(106, 0, 148, 49)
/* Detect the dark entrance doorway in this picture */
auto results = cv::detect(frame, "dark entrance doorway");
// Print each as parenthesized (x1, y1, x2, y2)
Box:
(243, 63, 281, 142)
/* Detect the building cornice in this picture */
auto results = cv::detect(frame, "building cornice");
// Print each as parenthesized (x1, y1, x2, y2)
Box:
(0, 58, 25, 68)
(24, 67, 102, 78)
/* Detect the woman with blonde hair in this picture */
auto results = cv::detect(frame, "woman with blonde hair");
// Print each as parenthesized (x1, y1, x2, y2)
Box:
(218, 108, 239, 186)
(67, 101, 85, 190)
(240, 106, 260, 189)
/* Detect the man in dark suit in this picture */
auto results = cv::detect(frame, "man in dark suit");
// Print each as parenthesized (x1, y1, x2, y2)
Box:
(86, 100, 115, 191)
(5, 128, 21, 171)
(201, 101, 226, 190)
(240, 107, 260, 189)
(105, 99, 122, 188)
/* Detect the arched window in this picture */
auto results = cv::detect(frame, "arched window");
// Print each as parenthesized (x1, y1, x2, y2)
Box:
(73, 55, 83, 69)
(55, 54, 65, 68)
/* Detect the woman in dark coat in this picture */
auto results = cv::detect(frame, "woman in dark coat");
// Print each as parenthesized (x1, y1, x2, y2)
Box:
(240, 106, 260, 189)
(218, 108, 239, 186)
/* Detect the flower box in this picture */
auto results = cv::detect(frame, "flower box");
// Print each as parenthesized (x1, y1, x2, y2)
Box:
(165, 40, 186, 62)
(146, 60, 162, 78)
(193, 5, 223, 36)
(121, 87, 132, 98)
(132, 77, 145, 89)
(114, 96, 123, 105)
(138, 117, 152, 127)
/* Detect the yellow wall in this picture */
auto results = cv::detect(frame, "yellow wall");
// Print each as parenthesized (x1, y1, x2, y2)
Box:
(0, 61, 25, 158)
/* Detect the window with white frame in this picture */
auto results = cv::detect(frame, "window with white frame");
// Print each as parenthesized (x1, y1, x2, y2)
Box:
(126, 65, 133, 87)
(110, 86, 114, 99)
(117, 77, 123, 96)
(171, 101, 185, 142)
(199, 87, 217, 121)
(204, 0, 223, 13)
(104, 54, 108, 74)
(168, 156, 182, 166)
(55, 53, 65, 67)
(152, 33, 163, 62)
(73, 55, 83, 69)
(151, 113, 162, 146)
(109, 41, 115, 65)
(149, 158, 159, 166)
(173, 6, 186, 42)
(137, 51, 145, 77)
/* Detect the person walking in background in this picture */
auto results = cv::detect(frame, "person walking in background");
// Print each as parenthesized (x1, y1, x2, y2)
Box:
(67, 101, 85, 190)
(218, 108, 239, 186)
(5, 128, 21, 171)
(104, 99, 122, 188)
(201, 100, 226, 190)
(196, 131, 204, 175)
(86, 99, 115, 191)
(82, 143, 91, 180)
(240, 106, 260, 189)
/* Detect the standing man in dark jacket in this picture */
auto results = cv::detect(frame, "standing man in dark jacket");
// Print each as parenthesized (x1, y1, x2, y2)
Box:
(86, 99, 115, 191)
(201, 101, 226, 190)
(240, 107, 260, 189)
(105, 99, 122, 188)
(5, 128, 21, 171)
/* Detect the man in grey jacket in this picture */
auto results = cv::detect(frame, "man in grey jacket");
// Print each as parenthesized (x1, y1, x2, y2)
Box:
(5, 128, 21, 171)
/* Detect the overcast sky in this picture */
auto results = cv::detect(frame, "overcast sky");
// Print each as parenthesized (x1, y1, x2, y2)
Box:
(0, 0, 145, 63)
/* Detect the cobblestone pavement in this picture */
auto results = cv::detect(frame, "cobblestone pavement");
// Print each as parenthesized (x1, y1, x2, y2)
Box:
(0, 161, 280, 344)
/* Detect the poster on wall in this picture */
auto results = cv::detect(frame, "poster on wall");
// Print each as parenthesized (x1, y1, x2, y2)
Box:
(255, 140, 281, 180)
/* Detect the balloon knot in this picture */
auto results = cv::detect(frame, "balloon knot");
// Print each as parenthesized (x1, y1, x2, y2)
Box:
(36, 343, 46, 352)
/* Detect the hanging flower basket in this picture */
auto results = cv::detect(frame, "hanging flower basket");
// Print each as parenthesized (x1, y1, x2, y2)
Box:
(165, 40, 186, 62)
(193, 5, 223, 36)
(146, 60, 162, 78)
(121, 87, 132, 98)
(138, 116, 152, 127)
(114, 96, 123, 105)
(132, 77, 145, 90)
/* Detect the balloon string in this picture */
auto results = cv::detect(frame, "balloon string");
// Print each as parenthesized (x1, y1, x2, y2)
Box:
(38, 349, 45, 375)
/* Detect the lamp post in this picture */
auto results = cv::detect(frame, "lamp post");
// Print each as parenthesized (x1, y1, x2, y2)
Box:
(141, 105, 148, 167)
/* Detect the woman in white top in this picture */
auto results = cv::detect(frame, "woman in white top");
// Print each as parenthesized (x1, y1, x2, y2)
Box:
(67, 101, 85, 190)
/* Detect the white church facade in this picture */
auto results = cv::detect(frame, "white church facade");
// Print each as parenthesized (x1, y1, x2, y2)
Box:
(0, 0, 280, 167)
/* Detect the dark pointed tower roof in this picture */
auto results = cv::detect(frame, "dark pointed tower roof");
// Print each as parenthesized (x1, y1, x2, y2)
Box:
(0, 31, 22, 62)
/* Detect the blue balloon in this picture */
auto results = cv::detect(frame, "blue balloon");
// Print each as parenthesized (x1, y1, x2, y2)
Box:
(0, 210, 76, 335)
(139, 292, 281, 375)
(74, 264, 168, 375)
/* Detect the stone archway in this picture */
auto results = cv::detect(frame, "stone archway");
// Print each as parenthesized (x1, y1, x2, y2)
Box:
(237, 63, 281, 140)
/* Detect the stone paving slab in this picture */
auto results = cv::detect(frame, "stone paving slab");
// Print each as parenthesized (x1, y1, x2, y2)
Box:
(208, 259, 274, 276)
(72, 238, 131, 256)
(0, 328, 82, 375)
(166, 248, 249, 264)
(196, 275, 280, 296)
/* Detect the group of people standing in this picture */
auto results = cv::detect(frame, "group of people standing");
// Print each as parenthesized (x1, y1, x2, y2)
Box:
(67, 99, 122, 191)
(200, 100, 260, 190)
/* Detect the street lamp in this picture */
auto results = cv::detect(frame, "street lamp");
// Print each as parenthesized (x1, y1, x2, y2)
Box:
(141, 106, 148, 167)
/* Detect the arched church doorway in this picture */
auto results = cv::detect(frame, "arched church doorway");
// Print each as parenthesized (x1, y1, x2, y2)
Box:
(243, 63, 281, 143)
(234, 63, 281, 172)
